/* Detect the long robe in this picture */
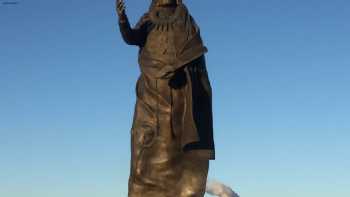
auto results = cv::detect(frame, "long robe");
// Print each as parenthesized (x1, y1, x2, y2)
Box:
(118, 4, 215, 197)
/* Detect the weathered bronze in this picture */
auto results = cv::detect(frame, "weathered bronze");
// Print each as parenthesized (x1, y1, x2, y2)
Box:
(116, 0, 215, 196)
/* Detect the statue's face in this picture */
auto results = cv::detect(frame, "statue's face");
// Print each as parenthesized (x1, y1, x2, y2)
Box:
(155, 0, 177, 6)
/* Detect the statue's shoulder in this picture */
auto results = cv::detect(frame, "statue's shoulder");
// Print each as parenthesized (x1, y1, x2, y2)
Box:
(135, 13, 151, 28)
(139, 13, 151, 23)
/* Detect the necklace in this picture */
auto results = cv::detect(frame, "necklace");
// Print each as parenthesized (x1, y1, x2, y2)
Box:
(149, 4, 186, 29)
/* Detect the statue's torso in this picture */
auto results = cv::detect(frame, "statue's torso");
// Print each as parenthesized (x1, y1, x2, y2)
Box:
(142, 5, 191, 65)
(138, 5, 208, 79)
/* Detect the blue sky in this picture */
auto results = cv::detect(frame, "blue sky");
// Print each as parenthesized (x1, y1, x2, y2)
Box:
(1, 0, 349, 196)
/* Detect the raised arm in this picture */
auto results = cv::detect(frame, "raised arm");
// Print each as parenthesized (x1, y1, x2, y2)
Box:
(116, 0, 149, 46)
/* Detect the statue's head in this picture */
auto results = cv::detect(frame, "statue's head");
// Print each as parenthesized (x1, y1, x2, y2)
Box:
(153, 0, 180, 7)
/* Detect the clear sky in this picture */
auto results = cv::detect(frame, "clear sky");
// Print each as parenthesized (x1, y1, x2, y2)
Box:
(1, 0, 349, 197)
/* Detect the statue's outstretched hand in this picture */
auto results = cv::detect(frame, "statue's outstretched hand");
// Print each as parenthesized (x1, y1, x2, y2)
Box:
(116, 0, 126, 21)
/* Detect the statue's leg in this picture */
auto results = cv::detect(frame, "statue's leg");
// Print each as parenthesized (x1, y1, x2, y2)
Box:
(178, 152, 209, 197)
(128, 100, 183, 197)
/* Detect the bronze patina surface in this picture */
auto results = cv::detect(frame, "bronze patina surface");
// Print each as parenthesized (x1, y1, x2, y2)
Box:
(116, 1, 215, 196)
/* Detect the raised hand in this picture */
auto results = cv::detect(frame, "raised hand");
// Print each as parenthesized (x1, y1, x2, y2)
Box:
(116, 0, 126, 17)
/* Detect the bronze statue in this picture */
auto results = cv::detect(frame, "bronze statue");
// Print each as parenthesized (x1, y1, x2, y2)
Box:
(116, 0, 215, 196)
